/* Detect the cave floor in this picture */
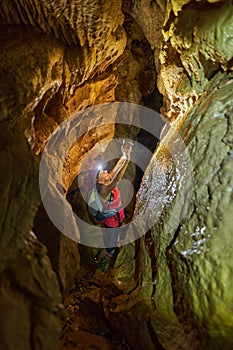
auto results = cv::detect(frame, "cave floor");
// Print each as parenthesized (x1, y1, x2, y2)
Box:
(60, 267, 130, 350)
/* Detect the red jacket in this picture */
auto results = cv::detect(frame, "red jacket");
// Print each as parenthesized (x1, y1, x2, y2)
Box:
(101, 186, 125, 227)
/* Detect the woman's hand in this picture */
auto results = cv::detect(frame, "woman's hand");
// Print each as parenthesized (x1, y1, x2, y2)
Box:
(121, 141, 134, 159)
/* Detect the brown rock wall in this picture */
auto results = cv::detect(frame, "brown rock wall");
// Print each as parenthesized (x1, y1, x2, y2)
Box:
(0, 1, 127, 349)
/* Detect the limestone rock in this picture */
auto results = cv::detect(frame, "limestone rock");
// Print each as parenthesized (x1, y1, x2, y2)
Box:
(0, 233, 63, 350)
(0, 1, 127, 349)
(0, 0, 126, 74)
(158, 0, 233, 120)
(33, 203, 80, 295)
(109, 73, 233, 349)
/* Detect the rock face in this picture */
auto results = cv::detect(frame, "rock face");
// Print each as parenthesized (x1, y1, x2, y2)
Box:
(109, 72, 233, 350)
(0, 0, 233, 350)
(0, 1, 126, 348)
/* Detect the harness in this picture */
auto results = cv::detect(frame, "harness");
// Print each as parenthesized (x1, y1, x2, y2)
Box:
(105, 191, 124, 226)
(88, 186, 124, 224)
(101, 187, 125, 227)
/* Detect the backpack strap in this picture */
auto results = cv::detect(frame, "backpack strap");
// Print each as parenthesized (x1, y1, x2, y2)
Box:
(88, 187, 103, 213)
(88, 186, 124, 222)
(116, 211, 121, 226)
(93, 188, 104, 212)
(107, 191, 114, 209)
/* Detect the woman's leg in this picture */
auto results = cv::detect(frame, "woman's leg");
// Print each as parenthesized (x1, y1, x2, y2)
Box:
(103, 224, 122, 254)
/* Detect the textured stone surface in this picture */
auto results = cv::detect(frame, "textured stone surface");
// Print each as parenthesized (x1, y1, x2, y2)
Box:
(64, 73, 233, 350)
(0, 0, 126, 71)
(0, 233, 63, 350)
(104, 77, 233, 350)
(129, 0, 233, 120)
(33, 203, 80, 294)
(158, 0, 233, 120)
(0, 1, 126, 349)
(61, 2, 233, 349)
(114, 10, 157, 104)
(0, 0, 126, 154)
(169, 73, 233, 348)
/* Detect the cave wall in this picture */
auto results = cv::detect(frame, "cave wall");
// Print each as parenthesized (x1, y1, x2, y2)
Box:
(0, 1, 127, 348)
(104, 1, 233, 349)
(115, 72, 233, 350)
(0, 0, 233, 350)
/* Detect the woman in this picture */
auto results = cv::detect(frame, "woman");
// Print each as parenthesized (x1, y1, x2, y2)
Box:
(95, 140, 133, 270)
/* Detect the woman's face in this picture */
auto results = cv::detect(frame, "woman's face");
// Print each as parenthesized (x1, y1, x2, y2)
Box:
(97, 170, 112, 185)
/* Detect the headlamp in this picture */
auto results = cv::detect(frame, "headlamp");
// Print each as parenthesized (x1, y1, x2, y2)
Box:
(96, 164, 103, 181)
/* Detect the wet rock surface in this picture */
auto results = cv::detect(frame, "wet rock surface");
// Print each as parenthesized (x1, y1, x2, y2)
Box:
(125, 72, 233, 350)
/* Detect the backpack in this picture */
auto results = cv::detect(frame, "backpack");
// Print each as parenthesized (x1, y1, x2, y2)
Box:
(88, 187, 118, 222)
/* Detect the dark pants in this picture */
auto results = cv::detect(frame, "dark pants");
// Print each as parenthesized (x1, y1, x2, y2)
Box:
(103, 223, 128, 254)
(96, 224, 127, 271)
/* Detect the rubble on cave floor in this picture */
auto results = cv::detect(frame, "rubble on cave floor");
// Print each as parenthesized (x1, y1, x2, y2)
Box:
(60, 271, 130, 350)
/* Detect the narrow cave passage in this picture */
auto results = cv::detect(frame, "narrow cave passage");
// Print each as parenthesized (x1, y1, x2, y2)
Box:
(30, 7, 166, 346)
(33, 90, 164, 349)
(61, 129, 163, 349)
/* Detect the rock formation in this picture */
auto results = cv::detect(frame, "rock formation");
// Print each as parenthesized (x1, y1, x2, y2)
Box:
(0, 0, 232, 349)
